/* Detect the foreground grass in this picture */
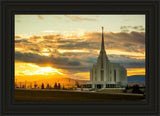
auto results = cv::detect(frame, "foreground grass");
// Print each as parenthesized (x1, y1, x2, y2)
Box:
(15, 89, 145, 102)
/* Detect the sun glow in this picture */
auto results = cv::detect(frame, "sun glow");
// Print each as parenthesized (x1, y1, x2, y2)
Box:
(40, 53, 50, 56)
(42, 48, 49, 52)
(15, 47, 24, 52)
(15, 62, 63, 76)
(58, 49, 89, 53)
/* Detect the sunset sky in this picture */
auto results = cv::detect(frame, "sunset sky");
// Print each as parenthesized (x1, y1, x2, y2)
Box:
(15, 15, 145, 82)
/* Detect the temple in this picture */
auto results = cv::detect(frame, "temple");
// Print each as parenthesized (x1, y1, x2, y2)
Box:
(84, 27, 127, 90)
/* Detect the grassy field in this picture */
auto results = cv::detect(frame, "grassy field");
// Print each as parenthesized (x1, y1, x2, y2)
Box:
(15, 89, 145, 102)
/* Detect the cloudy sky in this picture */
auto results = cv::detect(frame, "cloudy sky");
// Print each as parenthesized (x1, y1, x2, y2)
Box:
(15, 15, 145, 81)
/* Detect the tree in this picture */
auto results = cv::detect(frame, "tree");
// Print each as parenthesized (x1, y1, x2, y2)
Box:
(46, 83, 50, 89)
(124, 85, 129, 93)
(75, 81, 80, 88)
(54, 82, 57, 89)
(41, 83, 44, 89)
(22, 85, 25, 88)
(34, 82, 37, 89)
(125, 85, 129, 90)
(58, 83, 61, 89)
(132, 84, 144, 94)
(62, 85, 65, 90)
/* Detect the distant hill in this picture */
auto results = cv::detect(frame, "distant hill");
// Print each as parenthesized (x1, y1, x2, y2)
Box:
(15, 76, 88, 89)
(127, 75, 145, 83)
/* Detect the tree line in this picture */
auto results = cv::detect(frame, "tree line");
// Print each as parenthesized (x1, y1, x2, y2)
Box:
(37, 82, 64, 89)
(15, 81, 81, 89)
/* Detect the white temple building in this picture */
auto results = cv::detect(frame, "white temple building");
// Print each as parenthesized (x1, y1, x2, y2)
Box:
(83, 27, 127, 89)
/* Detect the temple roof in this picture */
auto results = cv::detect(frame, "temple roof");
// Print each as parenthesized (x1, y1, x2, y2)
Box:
(98, 27, 109, 62)
(101, 26, 105, 51)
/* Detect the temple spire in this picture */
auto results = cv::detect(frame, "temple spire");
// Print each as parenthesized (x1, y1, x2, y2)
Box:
(101, 26, 105, 51)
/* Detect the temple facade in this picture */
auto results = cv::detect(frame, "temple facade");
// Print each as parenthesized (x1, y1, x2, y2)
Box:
(86, 27, 127, 89)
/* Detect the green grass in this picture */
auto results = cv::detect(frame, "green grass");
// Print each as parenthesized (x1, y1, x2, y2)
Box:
(14, 89, 145, 102)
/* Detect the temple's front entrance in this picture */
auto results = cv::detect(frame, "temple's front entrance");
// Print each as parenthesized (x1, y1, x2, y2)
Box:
(96, 84, 102, 89)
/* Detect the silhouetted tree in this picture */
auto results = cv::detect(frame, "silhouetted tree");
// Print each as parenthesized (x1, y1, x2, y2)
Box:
(41, 83, 44, 89)
(124, 85, 129, 93)
(22, 85, 25, 88)
(75, 81, 80, 88)
(46, 83, 50, 89)
(62, 85, 65, 89)
(54, 82, 57, 89)
(132, 84, 144, 94)
(34, 83, 37, 89)
(125, 85, 129, 90)
(58, 83, 61, 89)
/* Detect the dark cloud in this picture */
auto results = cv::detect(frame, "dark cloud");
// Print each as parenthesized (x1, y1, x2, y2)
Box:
(29, 35, 41, 41)
(108, 55, 145, 68)
(108, 55, 144, 63)
(83, 56, 97, 64)
(58, 41, 90, 49)
(122, 62, 145, 68)
(15, 31, 145, 73)
(83, 31, 145, 53)
(30, 48, 40, 52)
(43, 35, 61, 40)
(120, 26, 145, 32)
(107, 31, 145, 45)
(15, 52, 82, 71)
(68, 61, 81, 66)
(58, 52, 91, 58)
(57, 39, 82, 43)
(15, 39, 30, 43)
